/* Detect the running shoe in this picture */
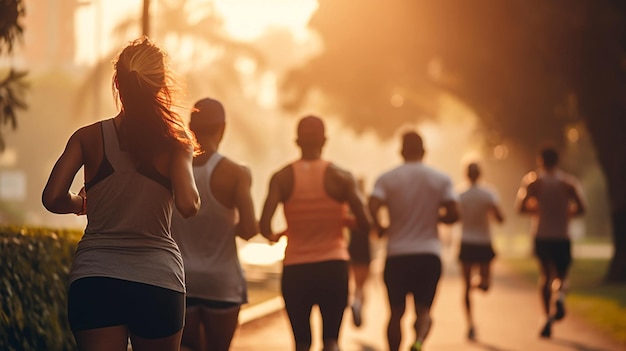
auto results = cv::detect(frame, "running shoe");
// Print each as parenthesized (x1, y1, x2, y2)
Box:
(467, 327, 476, 341)
(554, 296, 566, 321)
(410, 340, 423, 351)
(351, 300, 362, 327)
(540, 320, 552, 338)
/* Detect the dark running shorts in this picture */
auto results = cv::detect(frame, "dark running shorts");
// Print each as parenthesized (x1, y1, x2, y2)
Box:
(459, 242, 496, 263)
(68, 277, 185, 339)
(186, 297, 240, 309)
(384, 254, 442, 308)
(534, 238, 572, 276)
(348, 229, 372, 264)
(282, 260, 349, 343)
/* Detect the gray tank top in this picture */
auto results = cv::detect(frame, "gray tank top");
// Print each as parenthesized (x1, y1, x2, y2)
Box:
(69, 118, 185, 293)
(171, 152, 247, 304)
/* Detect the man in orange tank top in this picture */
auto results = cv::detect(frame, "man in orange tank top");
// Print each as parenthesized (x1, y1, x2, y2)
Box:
(260, 115, 370, 351)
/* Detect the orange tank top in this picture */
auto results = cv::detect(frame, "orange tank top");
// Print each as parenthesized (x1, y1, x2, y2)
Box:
(283, 159, 349, 266)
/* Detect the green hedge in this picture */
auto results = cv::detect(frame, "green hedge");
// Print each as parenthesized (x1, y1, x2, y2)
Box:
(1, 226, 82, 351)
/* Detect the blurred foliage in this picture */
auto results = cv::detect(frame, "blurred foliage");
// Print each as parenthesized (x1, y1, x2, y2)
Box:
(283, 0, 625, 152)
(286, 0, 626, 281)
(0, 0, 28, 152)
(0, 225, 81, 351)
(0, 0, 24, 54)
(76, 0, 264, 121)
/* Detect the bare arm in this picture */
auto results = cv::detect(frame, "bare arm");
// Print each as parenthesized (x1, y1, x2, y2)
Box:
(518, 181, 538, 215)
(259, 172, 284, 243)
(568, 183, 586, 217)
(368, 196, 386, 238)
(490, 204, 505, 223)
(42, 130, 86, 215)
(439, 200, 460, 224)
(170, 146, 200, 218)
(344, 175, 371, 235)
(234, 165, 259, 240)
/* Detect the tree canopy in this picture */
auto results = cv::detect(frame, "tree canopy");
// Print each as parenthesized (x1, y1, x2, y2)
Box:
(283, 0, 626, 281)
(0, 0, 27, 151)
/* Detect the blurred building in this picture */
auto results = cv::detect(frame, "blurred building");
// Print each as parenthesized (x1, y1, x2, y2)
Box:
(13, 0, 81, 70)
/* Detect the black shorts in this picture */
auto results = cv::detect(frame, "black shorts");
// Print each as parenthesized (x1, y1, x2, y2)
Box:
(186, 297, 240, 309)
(68, 277, 185, 339)
(384, 254, 441, 308)
(348, 229, 371, 264)
(534, 238, 572, 277)
(282, 260, 349, 343)
(459, 242, 496, 263)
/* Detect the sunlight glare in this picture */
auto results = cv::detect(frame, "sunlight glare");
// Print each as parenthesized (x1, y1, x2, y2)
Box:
(75, 0, 318, 63)
(213, 0, 319, 41)
(493, 144, 509, 160)
(390, 94, 404, 108)
(567, 127, 580, 143)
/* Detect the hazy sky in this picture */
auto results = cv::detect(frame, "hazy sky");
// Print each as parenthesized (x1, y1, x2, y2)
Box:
(74, 0, 318, 64)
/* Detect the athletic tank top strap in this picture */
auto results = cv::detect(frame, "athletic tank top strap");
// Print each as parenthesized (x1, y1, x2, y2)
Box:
(204, 152, 224, 183)
(85, 120, 115, 191)
(194, 152, 225, 210)
(101, 118, 133, 171)
(100, 118, 171, 191)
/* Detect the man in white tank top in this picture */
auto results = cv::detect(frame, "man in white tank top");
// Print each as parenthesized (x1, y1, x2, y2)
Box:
(517, 146, 585, 339)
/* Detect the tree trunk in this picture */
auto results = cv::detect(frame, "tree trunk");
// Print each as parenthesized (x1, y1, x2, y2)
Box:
(578, 0, 626, 282)
(142, 0, 151, 37)
(606, 211, 626, 282)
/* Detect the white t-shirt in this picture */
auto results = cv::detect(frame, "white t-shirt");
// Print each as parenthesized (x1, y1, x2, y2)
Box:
(371, 161, 458, 257)
(459, 184, 499, 244)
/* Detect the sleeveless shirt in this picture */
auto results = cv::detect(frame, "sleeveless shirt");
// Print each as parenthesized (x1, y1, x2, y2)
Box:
(170, 153, 247, 304)
(69, 118, 185, 293)
(282, 159, 348, 266)
(531, 170, 580, 240)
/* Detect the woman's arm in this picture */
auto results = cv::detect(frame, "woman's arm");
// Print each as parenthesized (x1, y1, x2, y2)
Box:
(42, 130, 86, 215)
(170, 146, 200, 218)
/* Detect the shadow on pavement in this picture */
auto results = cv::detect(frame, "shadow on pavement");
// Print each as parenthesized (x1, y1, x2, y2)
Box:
(549, 338, 612, 351)
(470, 340, 515, 351)
(350, 342, 378, 351)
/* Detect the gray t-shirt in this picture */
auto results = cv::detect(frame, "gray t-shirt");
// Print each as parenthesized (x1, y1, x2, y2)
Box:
(459, 185, 499, 244)
(371, 161, 458, 257)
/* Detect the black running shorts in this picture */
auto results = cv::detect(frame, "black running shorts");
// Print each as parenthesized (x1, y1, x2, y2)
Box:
(534, 238, 572, 277)
(281, 260, 349, 344)
(459, 242, 496, 263)
(68, 277, 185, 339)
(348, 229, 372, 264)
(384, 254, 442, 308)
(186, 297, 240, 309)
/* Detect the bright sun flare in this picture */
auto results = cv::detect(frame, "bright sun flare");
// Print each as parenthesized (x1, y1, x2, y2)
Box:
(75, 0, 318, 64)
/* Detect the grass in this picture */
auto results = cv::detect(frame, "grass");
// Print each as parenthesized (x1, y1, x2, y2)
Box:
(504, 256, 626, 345)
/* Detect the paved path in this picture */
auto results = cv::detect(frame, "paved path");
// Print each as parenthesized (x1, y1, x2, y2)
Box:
(232, 250, 625, 351)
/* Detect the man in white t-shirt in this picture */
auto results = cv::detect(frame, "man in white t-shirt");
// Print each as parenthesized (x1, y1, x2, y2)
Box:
(369, 131, 460, 351)
(458, 162, 504, 341)
(517, 146, 585, 338)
